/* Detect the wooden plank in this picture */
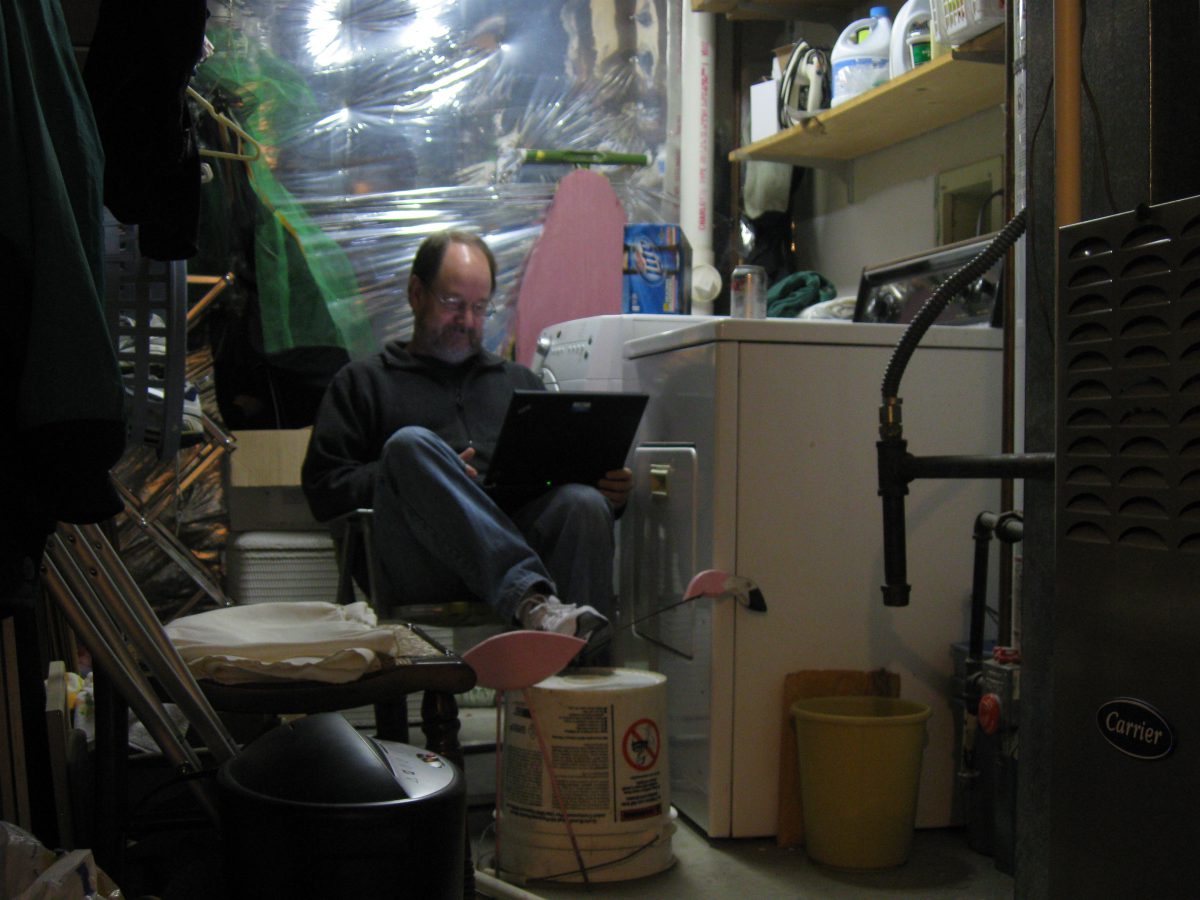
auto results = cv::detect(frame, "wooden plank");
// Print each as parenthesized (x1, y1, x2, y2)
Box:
(0, 624, 15, 824)
(46, 660, 76, 848)
(1, 619, 31, 829)
(776, 668, 901, 847)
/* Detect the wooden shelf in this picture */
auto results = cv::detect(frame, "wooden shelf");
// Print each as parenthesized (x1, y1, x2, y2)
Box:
(730, 30, 1006, 165)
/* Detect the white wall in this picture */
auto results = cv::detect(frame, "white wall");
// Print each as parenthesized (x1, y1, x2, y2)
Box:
(790, 106, 1006, 295)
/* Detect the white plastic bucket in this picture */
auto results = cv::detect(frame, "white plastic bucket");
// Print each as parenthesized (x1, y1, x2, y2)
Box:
(831, 7, 892, 107)
(497, 811, 677, 883)
(499, 668, 672, 881)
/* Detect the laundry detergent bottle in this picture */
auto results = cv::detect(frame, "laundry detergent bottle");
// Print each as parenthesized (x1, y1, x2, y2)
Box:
(831, 6, 892, 107)
(889, 0, 932, 79)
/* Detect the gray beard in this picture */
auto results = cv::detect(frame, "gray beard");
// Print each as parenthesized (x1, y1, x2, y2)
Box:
(410, 322, 480, 364)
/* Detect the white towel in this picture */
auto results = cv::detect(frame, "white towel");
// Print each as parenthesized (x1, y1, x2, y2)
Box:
(166, 601, 414, 685)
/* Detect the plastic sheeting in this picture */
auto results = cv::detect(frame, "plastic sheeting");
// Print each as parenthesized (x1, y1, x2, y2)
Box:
(193, 0, 677, 357)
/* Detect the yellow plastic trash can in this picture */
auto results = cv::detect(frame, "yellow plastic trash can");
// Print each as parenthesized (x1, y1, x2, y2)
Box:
(790, 695, 931, 869)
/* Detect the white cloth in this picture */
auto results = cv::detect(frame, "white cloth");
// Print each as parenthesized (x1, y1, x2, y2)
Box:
(165, 601, 411, 685)
(743, 159, 794, 219)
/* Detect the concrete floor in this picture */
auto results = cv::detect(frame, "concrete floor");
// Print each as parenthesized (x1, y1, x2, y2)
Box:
(457, 705, 1015, 900)
(469, 815, 1014, 900)
(115, 702, 1014, 899)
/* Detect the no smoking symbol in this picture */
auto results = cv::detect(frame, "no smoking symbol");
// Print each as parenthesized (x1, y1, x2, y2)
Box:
(622, 718, 660, 771)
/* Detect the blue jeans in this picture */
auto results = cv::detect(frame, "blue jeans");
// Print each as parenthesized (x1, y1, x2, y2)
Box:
(371, 426, 616, 622)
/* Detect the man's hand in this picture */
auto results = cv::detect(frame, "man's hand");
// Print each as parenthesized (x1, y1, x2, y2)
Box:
(460, 447, 478, 479)
(598, 467, 633, 509)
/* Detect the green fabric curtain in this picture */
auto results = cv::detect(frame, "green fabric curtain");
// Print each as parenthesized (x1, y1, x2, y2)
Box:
(192, 27, 374, 357)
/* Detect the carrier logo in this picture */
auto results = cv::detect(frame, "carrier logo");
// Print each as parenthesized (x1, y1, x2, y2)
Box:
(1097, 698, 1174, 760)
(630, 237, 665, 284)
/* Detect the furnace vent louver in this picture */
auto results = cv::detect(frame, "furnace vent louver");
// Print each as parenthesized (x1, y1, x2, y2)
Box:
(1058, 195, 1200, 552)
(1051, 194, 1200, 896)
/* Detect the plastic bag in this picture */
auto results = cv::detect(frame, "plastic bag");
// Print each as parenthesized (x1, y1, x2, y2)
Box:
(0, 822, 122, 899)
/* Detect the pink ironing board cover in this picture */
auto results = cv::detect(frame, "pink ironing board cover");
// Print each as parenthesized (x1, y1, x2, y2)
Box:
(514, 168, 626, 365)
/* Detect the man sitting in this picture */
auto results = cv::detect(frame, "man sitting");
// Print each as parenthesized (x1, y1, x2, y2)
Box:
(301, 229, 630, 654)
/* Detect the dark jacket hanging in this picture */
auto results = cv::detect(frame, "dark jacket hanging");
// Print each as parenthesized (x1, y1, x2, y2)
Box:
(83, 0, 209, 261)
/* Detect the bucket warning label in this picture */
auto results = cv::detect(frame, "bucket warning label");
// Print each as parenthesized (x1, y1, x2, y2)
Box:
(622, 718, 660, 771)
(502, 681, 668, 830)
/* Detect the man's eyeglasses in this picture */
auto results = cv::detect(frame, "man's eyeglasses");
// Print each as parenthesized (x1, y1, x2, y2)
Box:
(434, 292, 495, 319)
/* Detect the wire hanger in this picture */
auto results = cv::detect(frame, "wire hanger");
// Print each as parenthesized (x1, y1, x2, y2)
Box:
(187, 85, 262, 163)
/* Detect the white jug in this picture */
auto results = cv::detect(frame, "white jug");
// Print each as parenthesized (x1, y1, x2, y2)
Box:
(890, 0, 932, 79)
(831, 6, 892, 107)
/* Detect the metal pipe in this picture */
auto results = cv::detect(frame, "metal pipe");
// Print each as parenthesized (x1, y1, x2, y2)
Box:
(970, 513, 1001, 664)
(876, 405, 911, 607)
(906, 453, 1055, 481)
(681, 6, 722, 314)
(41, 544, 220, 824)
(877, 387, 1050, 609)
(69, 524, 239, 764)
(522, 149, 648, 168)
(999, 0, 1018, 647)
(967, 511, 1025, 708)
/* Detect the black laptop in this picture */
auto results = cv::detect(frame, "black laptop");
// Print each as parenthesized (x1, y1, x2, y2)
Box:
(483, 390, 649, 492)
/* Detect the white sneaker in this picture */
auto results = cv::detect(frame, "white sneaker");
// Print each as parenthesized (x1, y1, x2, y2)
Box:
(517, 593, 610, 645)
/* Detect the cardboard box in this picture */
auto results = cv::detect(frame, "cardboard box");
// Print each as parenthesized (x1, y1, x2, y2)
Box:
(621, 224, 691, 314)
(750, 79, 780, 142)
(230, 428, 312, 487)
(228, 428, 321, 531)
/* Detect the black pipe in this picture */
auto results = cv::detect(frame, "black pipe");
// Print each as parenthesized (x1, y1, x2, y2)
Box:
(877, 399, 911, 606)
(877, 210, 1036, 607)
(876, 434, 1050, 608)
(908, 453, 1055, 481)
(966, 511, 1024, 713)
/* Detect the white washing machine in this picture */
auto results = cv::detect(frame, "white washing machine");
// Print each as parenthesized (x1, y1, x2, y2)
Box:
(619, 316, 1004, 838)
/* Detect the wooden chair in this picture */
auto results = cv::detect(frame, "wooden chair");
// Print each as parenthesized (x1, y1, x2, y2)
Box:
(192, 622, 476, 759)
(333, 508, 502, 629)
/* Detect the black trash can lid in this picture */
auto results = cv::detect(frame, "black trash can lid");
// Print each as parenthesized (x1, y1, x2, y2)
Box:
(219, 712, 454, 807)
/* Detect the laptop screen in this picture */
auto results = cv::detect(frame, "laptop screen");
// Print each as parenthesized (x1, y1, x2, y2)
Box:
(483, 390, 649, 491)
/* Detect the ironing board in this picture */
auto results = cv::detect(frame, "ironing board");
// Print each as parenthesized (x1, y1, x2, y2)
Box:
(513, 168, 626, 365)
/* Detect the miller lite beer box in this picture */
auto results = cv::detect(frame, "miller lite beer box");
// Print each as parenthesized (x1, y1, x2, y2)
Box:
(622, 223, 691, 314)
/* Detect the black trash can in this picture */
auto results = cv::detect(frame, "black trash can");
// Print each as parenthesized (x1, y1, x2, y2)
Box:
(217, 712, 465, 899)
